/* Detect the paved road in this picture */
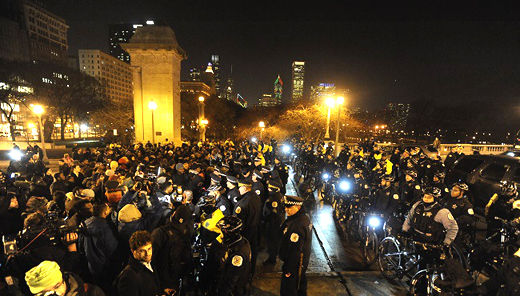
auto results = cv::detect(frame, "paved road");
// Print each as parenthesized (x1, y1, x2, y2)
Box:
(252, 169, 407, 295)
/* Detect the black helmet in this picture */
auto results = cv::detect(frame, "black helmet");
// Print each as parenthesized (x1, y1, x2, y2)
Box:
(434, 171, 445, 179)
(424, 187, 442, 198)
(383, 175, 395, 182)
(454, 182, 469, 192)
(501, 182, 517, 196)
(405, 170, 418, 179)
(217, 216, 243, 235)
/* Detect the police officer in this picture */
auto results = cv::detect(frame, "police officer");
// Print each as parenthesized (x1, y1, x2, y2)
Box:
(402, 187, 458, 246)
(214, 216, 252, 296)
(402, 188, 473, 290)
(443, 183, 475, 246)
(213, 185, 233, 217)
(372, 175, 400, 216)
(225, 175, 240, 206)
(279, 195, 312, 296)
(263, 178, 285, 265)
(252, 170, 266, 203)
(234, 178, 262, 278)
(274, 156, 289, 192)
(399, 170, 422, 207)
(431, 171, 450, 199)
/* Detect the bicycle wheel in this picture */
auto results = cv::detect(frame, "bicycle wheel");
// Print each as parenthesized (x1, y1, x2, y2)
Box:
(410, 269, 443, 296)
(378, 236, 402, 281)
(361, 229, 378, 265)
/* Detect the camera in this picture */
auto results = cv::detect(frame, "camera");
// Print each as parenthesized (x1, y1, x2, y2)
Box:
(2, 211, 84, 256)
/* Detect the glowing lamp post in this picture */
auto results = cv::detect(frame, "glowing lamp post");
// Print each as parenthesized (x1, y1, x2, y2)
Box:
(198, 96, 206, 142)
(324, 97, 335, 139)
(148, 101, 157, 144)
(199, 119, 208, 142)
(31, 104, 48, 163)
(259, 121, 265, 140)
(334, 96, 345, 156)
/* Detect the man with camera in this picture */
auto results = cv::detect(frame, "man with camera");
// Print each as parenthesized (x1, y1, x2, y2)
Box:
(3, 211, 85, 295)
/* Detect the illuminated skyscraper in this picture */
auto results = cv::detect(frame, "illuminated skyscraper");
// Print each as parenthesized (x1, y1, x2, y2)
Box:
(108, 23, 142, 63)
(210, 55, 223, 98)
(189, 67, 201, 81)
(258, 94, 278, 107)
(273, 75, 283, 105)
(291, 61, 305, 103)
(385, 103, 411, 131)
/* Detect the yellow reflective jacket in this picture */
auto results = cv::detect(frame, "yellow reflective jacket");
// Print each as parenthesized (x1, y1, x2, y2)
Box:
(201, 208, 224, 243)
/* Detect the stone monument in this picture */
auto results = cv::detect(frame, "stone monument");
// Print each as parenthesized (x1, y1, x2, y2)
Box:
(122, 25, 186, 145)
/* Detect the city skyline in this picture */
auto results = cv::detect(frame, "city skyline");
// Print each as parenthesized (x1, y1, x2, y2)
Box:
(36, 1, 520, 111)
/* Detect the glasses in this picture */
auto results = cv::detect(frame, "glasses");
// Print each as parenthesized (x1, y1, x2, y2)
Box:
(35, 280, 65, 296)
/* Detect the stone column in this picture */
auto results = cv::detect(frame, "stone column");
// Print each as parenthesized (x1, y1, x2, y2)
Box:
(122, 26, 186, 146)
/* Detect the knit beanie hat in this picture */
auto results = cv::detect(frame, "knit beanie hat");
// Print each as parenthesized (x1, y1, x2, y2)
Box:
(118, 204, 142, 222)
(25, 261, 63, 294)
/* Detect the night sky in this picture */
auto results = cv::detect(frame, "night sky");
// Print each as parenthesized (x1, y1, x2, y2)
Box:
(45, 1, 520, 110)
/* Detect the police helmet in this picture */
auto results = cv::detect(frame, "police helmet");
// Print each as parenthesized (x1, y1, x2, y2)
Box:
(434, 171, 446, 179)
(424, 187, 442, 198)
(454, 182, 469, 192)
(405, 170, 418, 179)
(501, 182, 517, 196)
(383, 175, 395, 182)
(217, 216, 243, 234)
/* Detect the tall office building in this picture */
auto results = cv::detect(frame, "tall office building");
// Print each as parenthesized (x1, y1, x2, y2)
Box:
(20, 0, 69, 64)
(291, 61, 305, 103)
(273, 75, 283, 105)
(258, 94, 278, 107)
(200, 63, 216, 96)
(236, 94, 247, 108)
(78, 49, 133, 104)
(226, 77, 234, 102)
(385, 103, 411, 131)
(189, 67, 201, 81)
(210, 55, 222, 98)
(108, 23, 143, 63)
(310, 83, 336, 102)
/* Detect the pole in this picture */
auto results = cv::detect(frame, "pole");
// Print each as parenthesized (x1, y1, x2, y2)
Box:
(334, 103, 341, 156)
(151, 109, 155, 144)
(199, 100, 206, 142)
(325, 106, 331, 139)
(37, 115, 49, 163)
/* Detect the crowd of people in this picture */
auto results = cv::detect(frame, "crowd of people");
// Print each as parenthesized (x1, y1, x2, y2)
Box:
(291, 139, 520, 295)
(1, 136, 520, 295)
(0, 139, 312, 296)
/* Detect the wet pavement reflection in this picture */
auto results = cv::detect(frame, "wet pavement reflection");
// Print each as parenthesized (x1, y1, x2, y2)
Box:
(252, 168, 407, 295)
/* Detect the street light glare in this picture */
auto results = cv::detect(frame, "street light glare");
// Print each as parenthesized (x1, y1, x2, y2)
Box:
(80, 123, 89, 132)
(325, 97, 335, 107)
(198, 96, 205, 102)
(32, 104, 44, 115)
(259, 121, 265, 128)
(336, 96, 344, 105)
(148, 101, 157, 110)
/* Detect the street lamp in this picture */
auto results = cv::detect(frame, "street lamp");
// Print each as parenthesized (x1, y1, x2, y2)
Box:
(334, 96, 345, 156)
(148, 101, 157, 144)
(324, 97, 335, 139)
(259, 121, 265, 140)
(31, 104, 48, 163)
(199, 118, 208, 142)
(198, 96, 206, 142)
